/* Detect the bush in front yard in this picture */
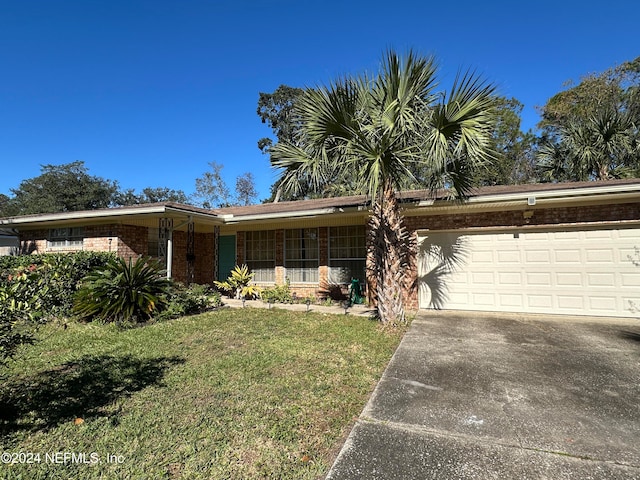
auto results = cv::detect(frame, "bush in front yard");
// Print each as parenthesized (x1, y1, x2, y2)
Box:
(0, 252, 114, 319)
(73, 256, 171, 324)
(155, 283, 222, 321)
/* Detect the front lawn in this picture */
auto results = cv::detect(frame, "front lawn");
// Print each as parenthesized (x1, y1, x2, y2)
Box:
(0, 308, 403, 479)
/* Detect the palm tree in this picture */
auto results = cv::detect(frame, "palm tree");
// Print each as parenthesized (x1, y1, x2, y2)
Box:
(537, 109, 638, 181)
(270, 50, 497, 324)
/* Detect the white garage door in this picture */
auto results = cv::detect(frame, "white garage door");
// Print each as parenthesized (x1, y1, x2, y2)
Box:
(417, 228, 640, 317)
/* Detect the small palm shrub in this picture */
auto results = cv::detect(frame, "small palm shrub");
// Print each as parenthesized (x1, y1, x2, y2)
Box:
(73, 257, 171, 324)
(214, 264, 260, 299)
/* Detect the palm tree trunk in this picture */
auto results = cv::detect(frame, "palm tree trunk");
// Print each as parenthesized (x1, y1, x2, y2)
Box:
(366, 182, 414, 324)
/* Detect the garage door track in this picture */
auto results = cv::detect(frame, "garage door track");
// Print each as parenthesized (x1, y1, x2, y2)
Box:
(326, 311, 640, 479)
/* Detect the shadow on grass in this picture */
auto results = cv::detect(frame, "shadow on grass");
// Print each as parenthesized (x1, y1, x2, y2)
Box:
(0, 354, 185, 438)
(619, 330, 640, 342)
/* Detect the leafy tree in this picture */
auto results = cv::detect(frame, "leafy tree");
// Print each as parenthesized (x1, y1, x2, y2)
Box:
(471, 97, 537, 186)
(0, 194, 10, 217)
(270, 50, 497, 324)
(538, 56, 639, 134)
(194, 161, 231, 208)
(115, 187, 189, 205)
(234, 172, 258, 206)
(4, 161, 120, 215)
(257, 85, 305, 154)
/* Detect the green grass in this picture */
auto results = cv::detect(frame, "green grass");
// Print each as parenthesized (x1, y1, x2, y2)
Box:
(0, 308, 404, 479)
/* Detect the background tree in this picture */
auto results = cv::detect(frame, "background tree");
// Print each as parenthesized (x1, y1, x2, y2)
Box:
(234, 172, 258, 206)
(538, 57, 639, 135)
(471, 97, 537, 186)
(271, 50, 497, 324)
(257, 85, 305, 154)
(193, 161, 231, 208)
(0, 194, 10, 217)
(536, 57, 640, 181)
(3, 161, 120, 216)
(115, 187, 189, 206)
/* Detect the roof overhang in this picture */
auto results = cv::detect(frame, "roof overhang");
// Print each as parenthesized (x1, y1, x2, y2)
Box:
(0, 204, 224, 230)
(405, 182, 640, 216)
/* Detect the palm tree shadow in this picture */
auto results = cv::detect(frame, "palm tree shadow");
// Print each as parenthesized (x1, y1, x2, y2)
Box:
(417, 233, 469, 309)
(619, 330, 640, 342)
(0, 354, 185, 439)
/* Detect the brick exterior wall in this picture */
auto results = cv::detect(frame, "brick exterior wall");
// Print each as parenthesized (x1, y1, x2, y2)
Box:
(17, 223, 215, 287)
(83, 225, 116, 253)
(194, 232, 215, 284)
(403, 202, 640, 232)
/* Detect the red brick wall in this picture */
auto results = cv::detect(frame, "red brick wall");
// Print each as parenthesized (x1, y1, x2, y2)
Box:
(115, 225, 148, 260)
(194, 232, 215, 284)
(404, 202, 640, 231)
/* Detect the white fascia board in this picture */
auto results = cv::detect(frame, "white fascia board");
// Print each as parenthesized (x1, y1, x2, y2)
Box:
(223, 207, 338, 223)
(0, 205, 222, 226)
(415, 183, 640, 208)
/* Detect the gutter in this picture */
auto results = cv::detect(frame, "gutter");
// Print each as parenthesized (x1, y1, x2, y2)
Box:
(223, 207, 340, 223)
(414, 183, 640, 210)
(0, 205, 223, 226)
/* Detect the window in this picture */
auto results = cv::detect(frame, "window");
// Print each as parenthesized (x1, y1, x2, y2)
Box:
(329, 225, 366, 284)
(48, 227, 84, 249)
(285, 228, 318, 283)
(245, 230, 275, 282)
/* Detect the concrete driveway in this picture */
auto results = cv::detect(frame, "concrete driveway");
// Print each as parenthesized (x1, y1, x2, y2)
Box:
(326, 311, 640, 479)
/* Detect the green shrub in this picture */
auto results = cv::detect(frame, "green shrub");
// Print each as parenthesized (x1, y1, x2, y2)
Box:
(260, 279, 294, 304)
(156, 283, 222, 321)
(0, 268, 45, 363)
(73, 257, 171, 324)
(0, 252, 114, 319)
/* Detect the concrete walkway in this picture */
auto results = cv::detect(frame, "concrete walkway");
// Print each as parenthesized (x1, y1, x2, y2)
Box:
(222, 297, 376, 317)
(325, 311, 640, 479)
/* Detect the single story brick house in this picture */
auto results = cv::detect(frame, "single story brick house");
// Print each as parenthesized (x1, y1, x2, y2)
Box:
(2, 179, 640, 318)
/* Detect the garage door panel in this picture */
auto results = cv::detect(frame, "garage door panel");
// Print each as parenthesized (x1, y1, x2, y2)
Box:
(498, 294, 524, 307)
(418, 228, 640, 317)
(621, 273, 640, 287)
(553, 231, 581, 240)
(589, 297, 618, 311)
(471, 271, 494, 284)
(554, 250, 582, 263)
(497, 271, 522, 285)
(497, 250, 521, 263)
(471, 293, 495, 306)
(556, 272, 583, 286)
(526, 272, 552, 285)
(587, 273, 616, 287)
(525, 250, 551, 263)
(471, 251, 494, 263)
(586, 249, 614, 262)
(527, 295, 553, 308)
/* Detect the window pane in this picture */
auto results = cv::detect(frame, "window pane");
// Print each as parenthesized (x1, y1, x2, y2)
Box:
(245, 230, 275, 282)
(284, 228, 319, 282)
(329, 226, 365, 284)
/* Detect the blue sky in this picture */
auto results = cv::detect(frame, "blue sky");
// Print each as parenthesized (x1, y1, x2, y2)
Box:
(1, 0, 638, 203)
